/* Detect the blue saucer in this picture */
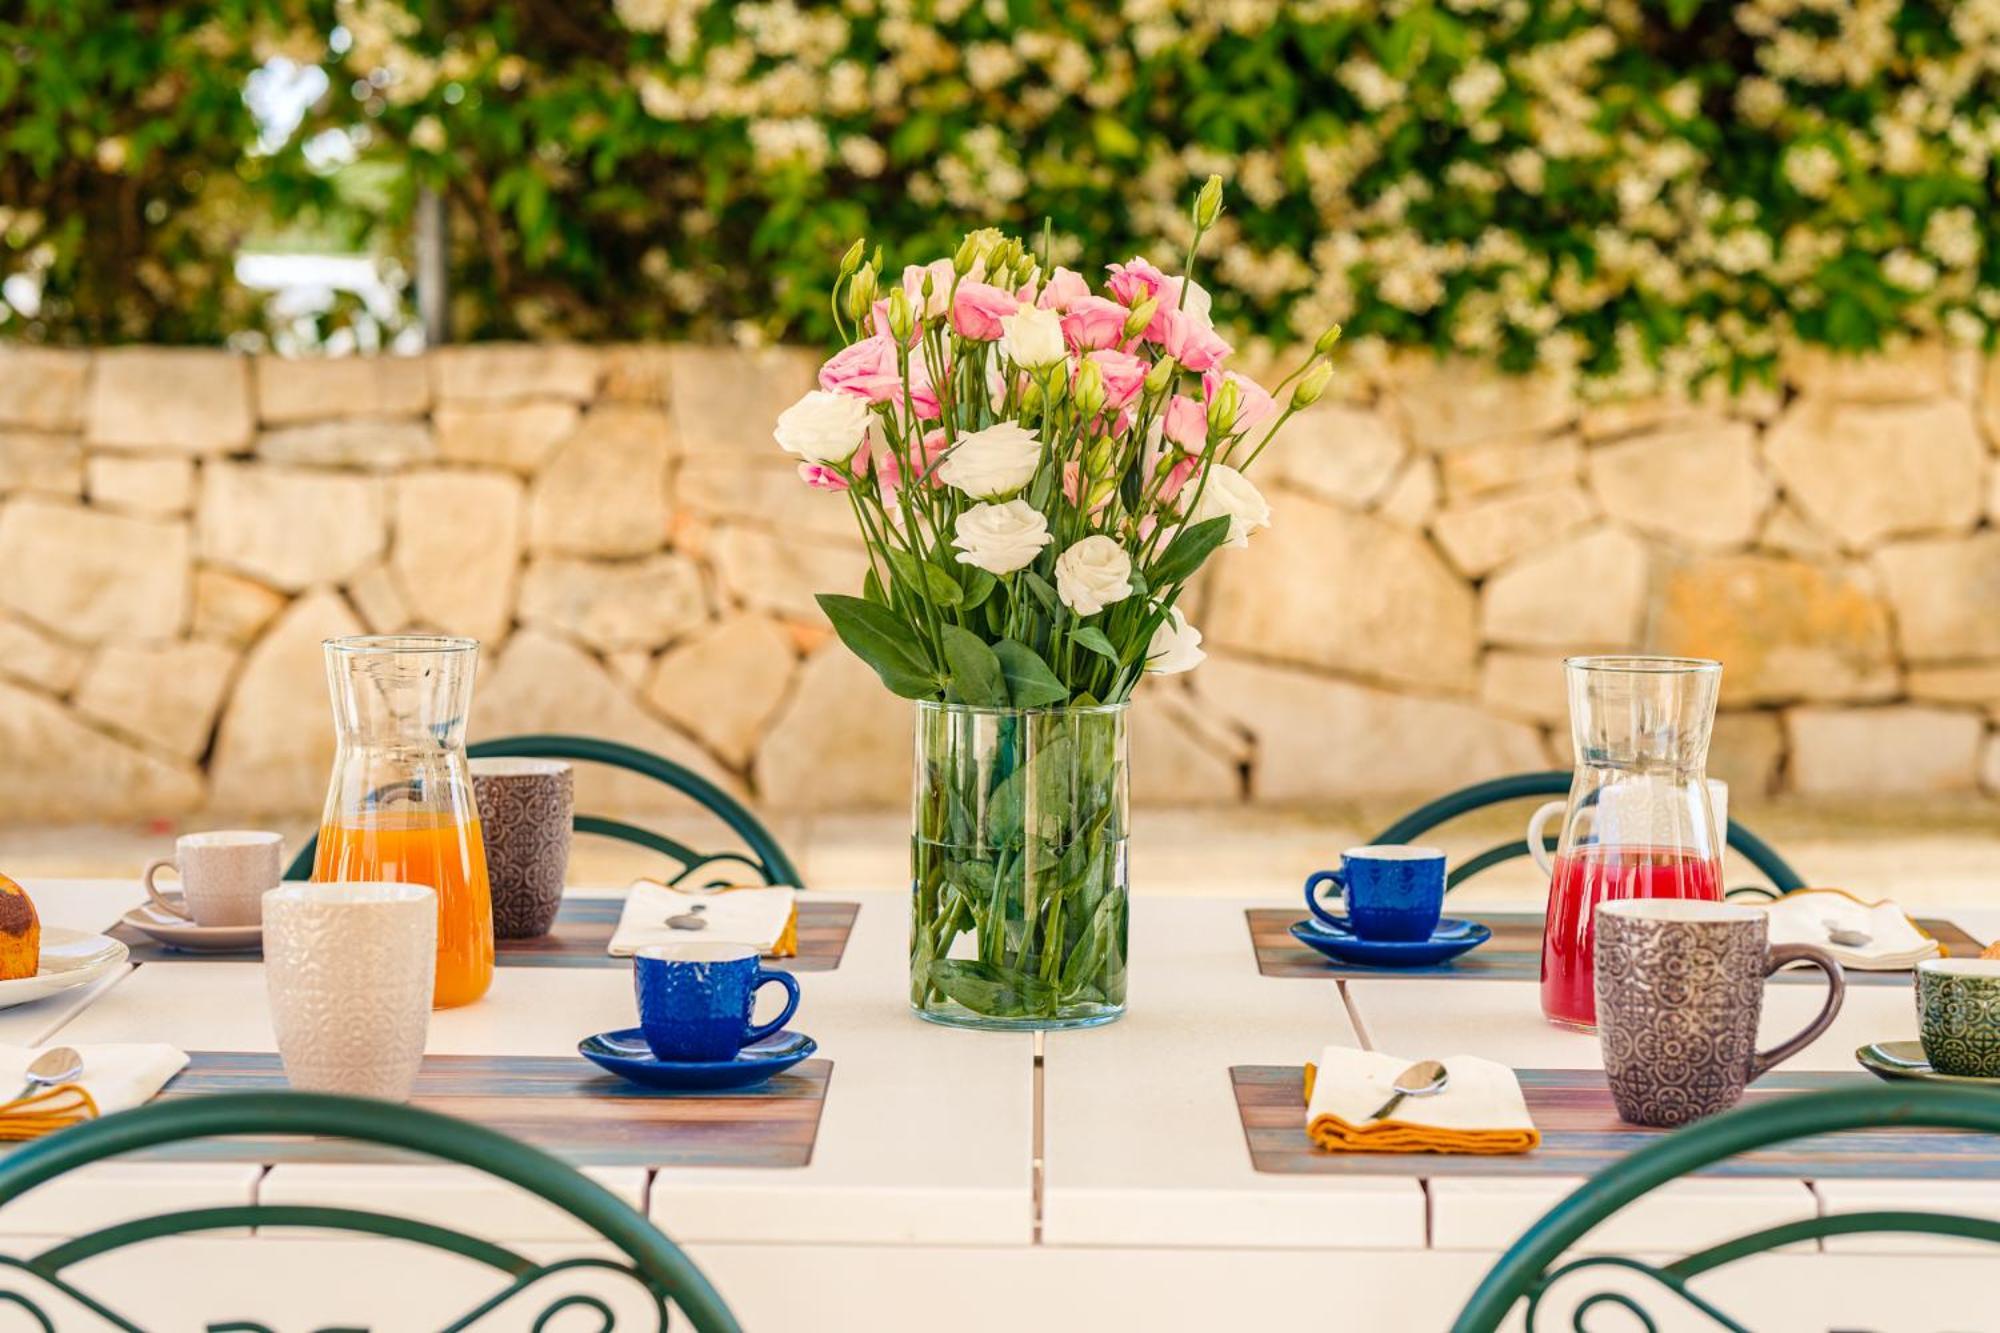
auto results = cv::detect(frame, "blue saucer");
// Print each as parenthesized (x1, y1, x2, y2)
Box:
(579, 1028, 817, 1091)
(1289, 916, 1491, 968)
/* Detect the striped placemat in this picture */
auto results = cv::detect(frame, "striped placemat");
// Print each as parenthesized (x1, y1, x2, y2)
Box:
(136, 1050, 830, 1169)
(1246, 908, 1981, 984)
(113, 898, 861, 972)
(1232, 1065, 2000, 1178)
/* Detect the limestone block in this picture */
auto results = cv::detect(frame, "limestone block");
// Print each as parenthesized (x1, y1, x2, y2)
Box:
(390, 469, 523, 644)
(1765, 398, 1984, 549)
(1984, 732, 2000, 795)
(675, 456, 866, 544)
(708, 525, 871, 624)
(1432, 485, 1596, 577)
(0, 498, 189, 642)
(0, 613, 85, 695)
(517, 553, 708, 653)
(1980, 352, 2000, 451)
(1271, 403, 1405, 508)
(1781, 342, 1952, 403)
(254, 356, 430, 424)
(1655, 555, 1896, 704)
(1785, 706, 1984, 794)
(1875, 534, 2000, 662)
(1588, 422, 1772, 548)
(85, 348, 252, 454)
(1374, 456, 1439, 527)
(0, 681, 203, 820)
(1130, 684, 1247, 805)
(600, 345, 677, 405)
(642, 613, 797, 768)
(346, 563, 413, 635)
(1203, 490, 1480, 692)
(190, 567, 287, 647)
(207, 590, 363, 814)
(86, 453, 193, 515)
(73, 640, 238, 759)
(1481, 525, 1648, 649)
(0, 432, 83, 496)
(527, 406, 673, 557)
(1479, 649, 1570, 726)
(1387, 356, 1574, 452)
(668, 345, 820, 456)
(256, 419, 436, 470)
(1706, 711, 1784, 798)
(1196, 653, 1544, 802)
(430, 344, 601, 404)
(0, 347, 88, 431)
(1758, 502, 1840, 560)
(435, 402, 580, 474)
(753, 644, 912, 809)
(1438, 435, 1581, 500)
(1579, 396, 1724, 443)
(1906, 664, 2000, 708)
(198, 462, 386, 592)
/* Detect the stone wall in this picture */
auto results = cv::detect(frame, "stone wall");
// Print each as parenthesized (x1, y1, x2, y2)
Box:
(1, 341, 1997, 822)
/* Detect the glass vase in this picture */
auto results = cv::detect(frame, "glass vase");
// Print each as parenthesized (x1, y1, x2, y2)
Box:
(909, 701, 1129, 1031)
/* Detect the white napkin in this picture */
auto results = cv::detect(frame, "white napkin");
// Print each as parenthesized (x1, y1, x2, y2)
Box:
(0, 1044, 187, 1121)
(1304, 1045, 1539, 1154)
(1762, 888, 1940, 970)
(606, 880, 797, 957)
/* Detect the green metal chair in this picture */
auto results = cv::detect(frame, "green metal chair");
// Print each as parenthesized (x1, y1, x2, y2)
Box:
(1369, 771, 1806, 899)
(286, 734, 803, 888)
(1452, 1083, 2000, 1331)
(0, 1090, 739, 1331)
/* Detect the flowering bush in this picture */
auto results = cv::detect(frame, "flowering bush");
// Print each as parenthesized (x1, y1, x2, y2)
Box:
(779, 178, 1335, 711)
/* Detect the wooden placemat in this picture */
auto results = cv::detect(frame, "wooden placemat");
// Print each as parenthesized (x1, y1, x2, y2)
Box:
(113, 898, 861, 972)
(138, 1050, 830, 1169)
(1232, 1065, 2000, 1179)
(1246, 908, 1982, 985)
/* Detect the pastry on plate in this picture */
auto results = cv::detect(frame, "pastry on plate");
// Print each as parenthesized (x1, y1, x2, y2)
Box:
(0, 875, 38, 980)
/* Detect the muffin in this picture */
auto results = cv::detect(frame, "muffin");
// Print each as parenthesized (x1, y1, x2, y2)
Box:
(0, 875, 39, 980)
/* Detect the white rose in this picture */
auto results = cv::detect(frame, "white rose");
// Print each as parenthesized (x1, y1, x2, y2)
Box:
(774, 390, 869, 464)
(999, 305, 1067, 369)
(951, 499, 1052, 575)
(1054, 534, 1133, 616)
(1187, 463, 1271, 549)
(935, 421, 1042, 498)
(1178, 276, 1214, 327)
(1144, 604, 1205, 675)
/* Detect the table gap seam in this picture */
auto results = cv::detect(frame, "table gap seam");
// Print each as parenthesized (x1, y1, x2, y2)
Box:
(1031, 1030, 1045, 1245)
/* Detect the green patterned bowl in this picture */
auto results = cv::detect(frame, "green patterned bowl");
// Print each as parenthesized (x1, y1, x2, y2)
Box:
(1916, 959, 2000, 1078)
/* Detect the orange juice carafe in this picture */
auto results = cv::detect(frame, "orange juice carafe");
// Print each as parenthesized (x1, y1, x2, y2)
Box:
(312, 636, 494, 1008)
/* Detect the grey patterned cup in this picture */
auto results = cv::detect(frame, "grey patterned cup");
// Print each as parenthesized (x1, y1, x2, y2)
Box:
(471, 758, 573, 939)
(1596, 899, 1845, 1127)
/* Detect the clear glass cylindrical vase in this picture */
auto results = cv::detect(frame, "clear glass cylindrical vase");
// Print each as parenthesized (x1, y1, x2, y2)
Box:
(910, 701, 1130, 1031)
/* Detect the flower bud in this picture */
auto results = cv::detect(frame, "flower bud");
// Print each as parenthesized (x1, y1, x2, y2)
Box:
(1207, 379, 1240, 435)
(1292, 361, 1334, 409)
(1021, 379, 1045, 416)
(1314, 322, 1344, 357)
(1074, 358, 1107, 418)
(846, 264, 878, 322)
(953, 232, 982, 276)
(1143, 357, 1176, 397)
(1123, 297, 1158, 341)
(1194, 174, 1224, 229)
(838, 237, 866, 278)
(888, 287, 914, 343)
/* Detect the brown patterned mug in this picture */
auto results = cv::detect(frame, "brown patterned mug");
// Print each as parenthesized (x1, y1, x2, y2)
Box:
(1595, 899, 1845, 1127)
(471, 758, 573, 939)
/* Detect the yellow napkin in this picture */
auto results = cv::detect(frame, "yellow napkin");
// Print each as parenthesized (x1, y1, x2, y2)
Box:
(1304, 1045, 1539, 1156)
(0, 1043, 188, 1141)
(607, 880, 799, 958)
(1763, 888, 1940, 970)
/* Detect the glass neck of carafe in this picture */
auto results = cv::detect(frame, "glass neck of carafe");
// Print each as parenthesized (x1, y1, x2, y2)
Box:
(1564, 655, 1721, 778)
(323, 635, 478, 753)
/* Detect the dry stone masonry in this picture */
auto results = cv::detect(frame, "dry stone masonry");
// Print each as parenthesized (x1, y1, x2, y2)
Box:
(1, 341, 1998, 820)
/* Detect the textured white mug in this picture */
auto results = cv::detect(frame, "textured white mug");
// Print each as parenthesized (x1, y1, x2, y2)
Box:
(144, 830, 283, 927)
(264, 882, 436, 1101)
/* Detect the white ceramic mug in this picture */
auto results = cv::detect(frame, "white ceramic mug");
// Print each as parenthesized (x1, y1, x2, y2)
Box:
(143, 831, 284, 927)
(1528, 779, 1729, 876)
(264, 882, 436, 1102)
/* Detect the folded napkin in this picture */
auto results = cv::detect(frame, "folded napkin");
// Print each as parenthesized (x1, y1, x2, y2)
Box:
(1304, 1046, 1539, 1156)
(1762, 888, 1940, 970)
(607, 880, 798, 958)
(0, 1044, 188, 1141)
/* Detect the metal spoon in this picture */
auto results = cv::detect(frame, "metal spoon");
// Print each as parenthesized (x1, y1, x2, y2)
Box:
(1368, 1059, 1449, 1122)
(1823, 918, 1872, 949)
(665, 904, 709, 931)
(13, 1047, 82, 1104)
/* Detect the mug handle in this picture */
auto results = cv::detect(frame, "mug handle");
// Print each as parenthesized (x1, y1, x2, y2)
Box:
(1748, 944, 1846, 1080)
(744, 967, 802, 1043)
(1525, 801, 1566, 876)
(1304, 869, 1347, 928)
(141, 859, 193, 920)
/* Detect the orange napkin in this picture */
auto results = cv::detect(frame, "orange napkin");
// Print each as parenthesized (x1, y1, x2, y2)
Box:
(0, 1084, 101, 1141)
(1304, 1047, 1540, 1156)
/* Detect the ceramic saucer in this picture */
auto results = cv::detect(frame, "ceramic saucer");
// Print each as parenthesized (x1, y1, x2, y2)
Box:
(119, 897, 262, 954)
(1856, 1040, 2000, 1087)
(1290, 916, 1492, 969)
(579, 1028, 817, 1092)
(0, 929, 128, 1010)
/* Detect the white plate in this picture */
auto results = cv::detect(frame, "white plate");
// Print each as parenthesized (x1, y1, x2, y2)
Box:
(0, 929, 128, 1010)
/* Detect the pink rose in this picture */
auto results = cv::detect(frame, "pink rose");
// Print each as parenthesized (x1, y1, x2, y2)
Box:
(1036, 266, 1092, 311)
(1087, 349, 1149, 410)
(1158, 453, 1199, 505)
(901, 259, 956, 319)
(819, 335, 903, 403)
(1061, 461, 1113, 513)
(1105, 256, 1174, 309)
(1204, 368, 1279, 439)
(798, 462, 850, 492)
(1158, 307, 1232, 372)
(951, 280, 1019, 341)
(1162, 394, 1207, 450)
(1061, 295, 1130, 352)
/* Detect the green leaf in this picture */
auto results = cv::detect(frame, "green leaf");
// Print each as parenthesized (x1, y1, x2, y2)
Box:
(1147, 516, 1232, 586)
(816, 594, 939, 699)
(929, 959, 1055, 1018)
(862, 565, 888, 607)
(941, 625, 1008, 707)
(960, 567, 998, 611)
(1020, 569, 1059, 614)
(1071, 626, 1119, 661)
(886, 548, 962, 607)
(993, 638, 1068, 707)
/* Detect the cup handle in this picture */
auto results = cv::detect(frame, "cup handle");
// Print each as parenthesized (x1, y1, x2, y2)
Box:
(1748, 944, 1846, 1080)
(141, 859, 192, 920)
(745, 967, 802, 1043)
(1304, 869, 1347, 928)
(1526, 801, 1565, 876)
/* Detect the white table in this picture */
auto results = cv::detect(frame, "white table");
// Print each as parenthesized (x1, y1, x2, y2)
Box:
(3, 884, 1997, 1330)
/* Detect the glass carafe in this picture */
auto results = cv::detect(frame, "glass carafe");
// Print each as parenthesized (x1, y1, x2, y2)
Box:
(1539, 656, 1723, 1031)
(312, 635, 494, 1009)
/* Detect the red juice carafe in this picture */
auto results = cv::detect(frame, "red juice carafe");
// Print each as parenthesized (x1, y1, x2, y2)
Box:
(1538, 656, 1724, 1031)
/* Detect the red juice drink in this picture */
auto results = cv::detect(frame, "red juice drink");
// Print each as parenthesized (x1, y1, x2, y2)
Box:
(1540, 845, 1722, 1030)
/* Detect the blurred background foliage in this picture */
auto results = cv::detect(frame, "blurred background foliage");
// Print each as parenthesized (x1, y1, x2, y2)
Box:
(3, 0, 1998, 388)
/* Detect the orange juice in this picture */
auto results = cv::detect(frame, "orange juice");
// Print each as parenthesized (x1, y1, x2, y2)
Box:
(312, 813, 495, 1008)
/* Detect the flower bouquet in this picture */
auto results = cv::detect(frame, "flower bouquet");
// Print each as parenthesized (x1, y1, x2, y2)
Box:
(776, 177, 1339, 1029)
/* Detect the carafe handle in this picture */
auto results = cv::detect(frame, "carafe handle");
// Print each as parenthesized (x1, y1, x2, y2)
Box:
(1525, 801, 1569, 876)
(1748, 945, 1846, 1080)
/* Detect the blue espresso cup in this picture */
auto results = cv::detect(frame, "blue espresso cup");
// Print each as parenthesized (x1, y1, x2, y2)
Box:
(634, 942, 802, 1062)
(1304, 845, 1448, 942)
